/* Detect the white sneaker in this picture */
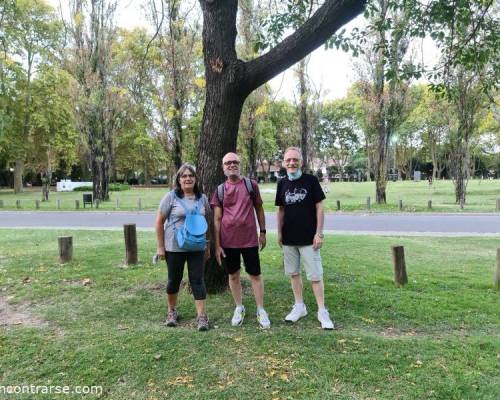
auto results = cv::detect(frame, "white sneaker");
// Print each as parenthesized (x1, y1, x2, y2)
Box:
(317, 309, 334, 330)
(257, 309, 271, 329)
(285, 303, 308, 323)
(231, 306, 245, 326)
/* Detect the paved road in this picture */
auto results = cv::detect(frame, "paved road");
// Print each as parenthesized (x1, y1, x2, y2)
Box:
(1, 211, 499, 235)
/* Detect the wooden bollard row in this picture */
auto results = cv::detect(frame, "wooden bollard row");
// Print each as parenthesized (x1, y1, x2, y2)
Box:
(331, 197, 500, 211)
(392, 245, 500, 289)
(0, 198, 150, 210)
(55, 224, 139, 265)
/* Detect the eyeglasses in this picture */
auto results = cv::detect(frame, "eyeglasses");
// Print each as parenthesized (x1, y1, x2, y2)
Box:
(223, 160, 240, 166)
(284, 158, 300, 163)
(180, 174, 194, 179)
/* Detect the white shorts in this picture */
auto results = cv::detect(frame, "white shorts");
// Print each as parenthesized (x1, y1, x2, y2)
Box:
(283, 245, 323, 281)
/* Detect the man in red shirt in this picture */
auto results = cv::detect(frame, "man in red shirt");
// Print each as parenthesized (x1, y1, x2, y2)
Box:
(211, 152, 270, 329)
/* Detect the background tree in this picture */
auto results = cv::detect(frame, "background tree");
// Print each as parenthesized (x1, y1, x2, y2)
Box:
(112, 27, 167, 183)
(147, 0, 202, 172)
(28, 66, 78, 199)
(353, 1, 412, 202)
(66, 0, 123, 201)
(447, 67, 486, 204)
(5, 0, 61, 193)
(315, 98, 361, 180)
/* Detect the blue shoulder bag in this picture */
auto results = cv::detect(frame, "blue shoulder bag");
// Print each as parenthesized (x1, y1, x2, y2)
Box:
(173, 195, 208, 251)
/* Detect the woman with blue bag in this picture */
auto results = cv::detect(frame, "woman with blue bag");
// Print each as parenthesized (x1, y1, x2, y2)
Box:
(155, 163, 210, 331)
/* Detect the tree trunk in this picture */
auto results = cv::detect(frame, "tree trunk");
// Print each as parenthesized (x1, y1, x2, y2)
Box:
(89, 109, 112, 201)
(14, 159, 24, 193)
(298, 59, 309, 171)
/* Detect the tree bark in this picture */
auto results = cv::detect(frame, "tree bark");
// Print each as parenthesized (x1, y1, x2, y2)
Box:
(14, 159, 24, 193)
(298, 59, 309, 171)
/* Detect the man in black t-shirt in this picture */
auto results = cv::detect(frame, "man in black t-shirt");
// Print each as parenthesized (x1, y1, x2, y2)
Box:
(275, 147, 334, 330)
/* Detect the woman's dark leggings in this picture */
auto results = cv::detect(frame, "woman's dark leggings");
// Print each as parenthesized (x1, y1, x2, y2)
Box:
(166, 251, 206, 300)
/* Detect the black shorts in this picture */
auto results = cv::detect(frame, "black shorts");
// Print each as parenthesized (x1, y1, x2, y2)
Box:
(223, 247, 261, 276)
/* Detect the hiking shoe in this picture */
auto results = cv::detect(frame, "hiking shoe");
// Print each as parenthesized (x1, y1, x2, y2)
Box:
(285, 303, 308, 323)
(165, 309, 178, 327)
(317, 309, 334, 330)
(197, 314, 209, 331)
(257, 309, 271, 329)
(231, 305, 245, 326)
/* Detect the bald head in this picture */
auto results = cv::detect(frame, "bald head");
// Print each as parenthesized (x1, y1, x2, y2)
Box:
(222, 152, 240, 165)
(222, 152, 241, 180)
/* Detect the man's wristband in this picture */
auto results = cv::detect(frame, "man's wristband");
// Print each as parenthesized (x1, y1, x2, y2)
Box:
(260, 229, 267, 234)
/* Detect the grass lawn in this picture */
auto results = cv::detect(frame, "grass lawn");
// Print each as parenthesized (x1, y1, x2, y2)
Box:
(0, 230, 499, 399)
(0, 179, 499, 213)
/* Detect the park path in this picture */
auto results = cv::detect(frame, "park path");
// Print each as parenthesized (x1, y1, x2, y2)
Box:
(1, 211, 500, 236)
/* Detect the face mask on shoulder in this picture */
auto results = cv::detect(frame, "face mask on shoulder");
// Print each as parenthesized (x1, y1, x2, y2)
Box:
(287, 170, 302, 181)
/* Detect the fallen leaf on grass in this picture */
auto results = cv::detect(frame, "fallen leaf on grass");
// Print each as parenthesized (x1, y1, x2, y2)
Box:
(82, 278, 92, 286)
(153, 353, 162, 361)
(167, 376, 193, 386)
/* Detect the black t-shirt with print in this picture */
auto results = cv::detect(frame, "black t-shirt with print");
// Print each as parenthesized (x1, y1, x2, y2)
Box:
(275, 173, 326, 246)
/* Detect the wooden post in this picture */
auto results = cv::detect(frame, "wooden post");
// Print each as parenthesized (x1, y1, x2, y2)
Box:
(116, 198, 120, 209)
(56, 199, 61, 209)
(392, 245, 408, 287)
(399, 199, 403, 211)
(0, 199, 3, 208)
(16, 200, 21, 209)
(336, 200, 341, 211)
(75, 200, 80, 209)
(366, 197, 371, 210)
(494, 248, 500, 289)
(428, 200, 432, 210)
(496, 198, 500, 212)
(460, 198, 464, 210)
(138, 198, 142, 210)
(95, 199, 100, 209)
(35, 200, 40, 209)
(124, 224, 138, 265)
(58, 236, 73, 263)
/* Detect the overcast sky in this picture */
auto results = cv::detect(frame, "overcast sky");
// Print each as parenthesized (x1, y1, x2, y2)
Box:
(48, 1, 437, 102)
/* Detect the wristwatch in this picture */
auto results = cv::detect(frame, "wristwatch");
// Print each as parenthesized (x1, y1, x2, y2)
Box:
(260, 229, 267, 234)
(315, 232, 324, 239)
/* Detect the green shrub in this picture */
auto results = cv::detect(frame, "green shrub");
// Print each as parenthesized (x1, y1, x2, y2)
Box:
(73, 186, 93, 191)
(109, 183, 130, 191)
(72, 183, 129, 192)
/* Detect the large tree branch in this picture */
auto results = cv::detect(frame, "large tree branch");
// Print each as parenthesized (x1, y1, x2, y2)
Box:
(244, 0, 367, 93)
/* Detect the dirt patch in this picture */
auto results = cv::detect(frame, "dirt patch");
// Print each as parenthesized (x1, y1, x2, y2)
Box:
(0, 296, 47, 328)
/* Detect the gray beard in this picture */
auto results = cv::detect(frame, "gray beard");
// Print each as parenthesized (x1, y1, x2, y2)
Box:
(224, 170, 240, 179)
